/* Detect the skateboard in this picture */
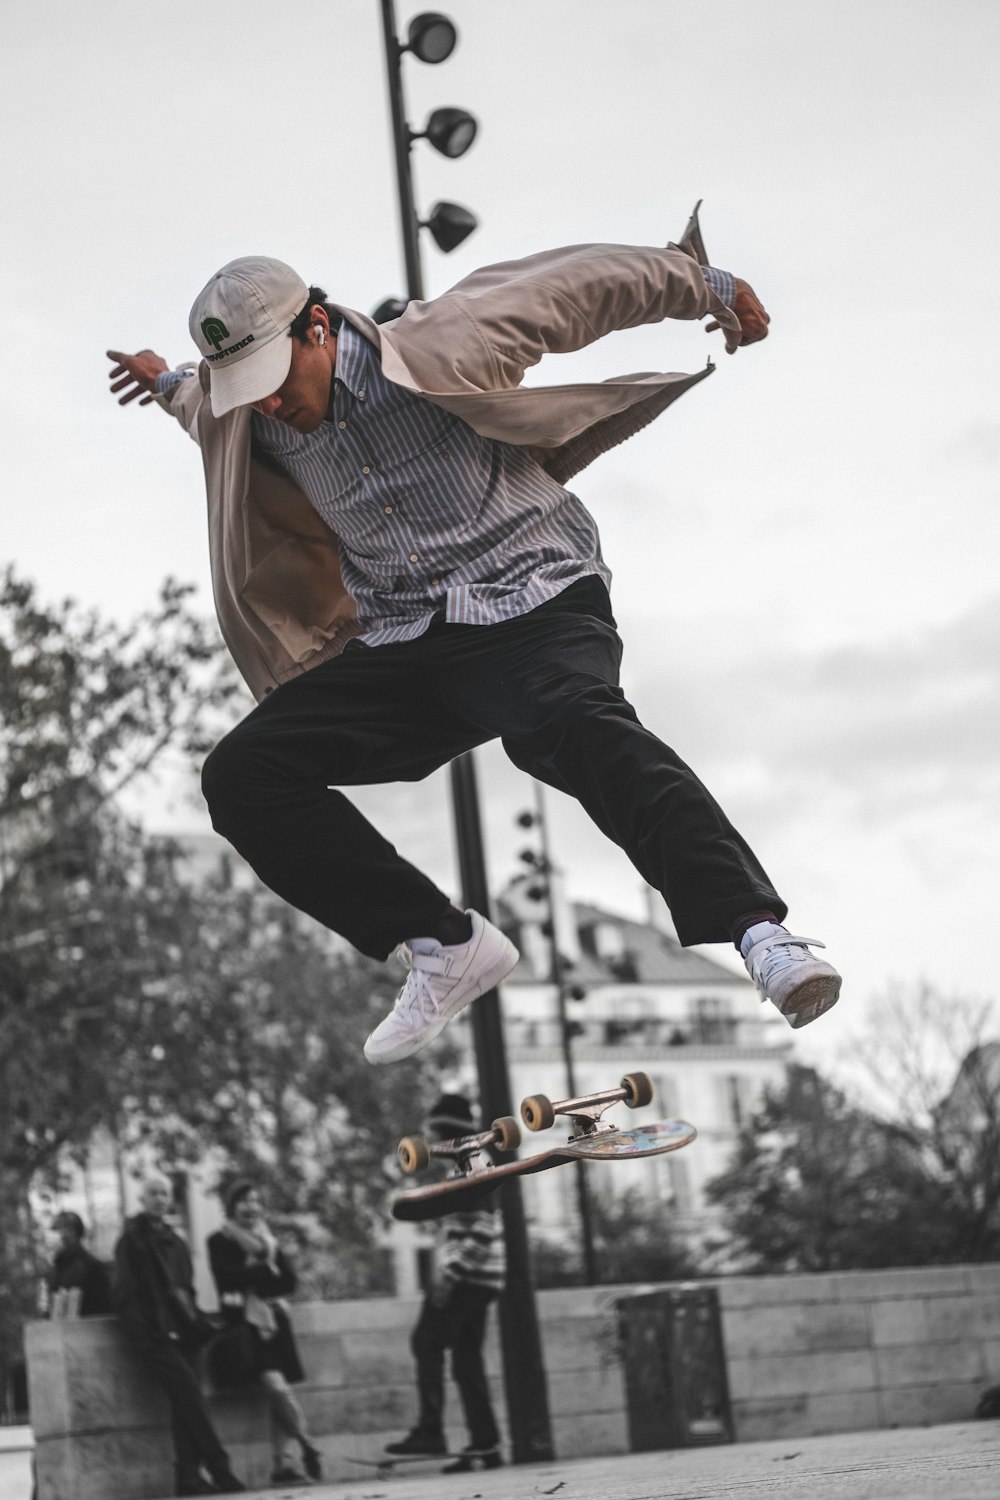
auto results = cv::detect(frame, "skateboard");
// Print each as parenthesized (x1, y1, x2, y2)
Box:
(345, 1453, 448, 1478)
(391, 1072, 697, 1222)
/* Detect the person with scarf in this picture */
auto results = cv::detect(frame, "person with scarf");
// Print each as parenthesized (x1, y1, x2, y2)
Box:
(112, 1173, 245, 1497)
(207, 1180, 322, 1485)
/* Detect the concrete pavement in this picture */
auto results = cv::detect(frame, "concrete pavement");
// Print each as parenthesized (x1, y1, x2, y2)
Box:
(252, 1422, 999, 1500)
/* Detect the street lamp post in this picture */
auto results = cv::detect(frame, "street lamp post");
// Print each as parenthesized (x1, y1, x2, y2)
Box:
(378, 1, 554, 1464)
(517, 785, 600, 1284)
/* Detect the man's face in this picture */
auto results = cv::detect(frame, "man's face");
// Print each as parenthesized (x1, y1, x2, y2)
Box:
(141, 1179, 173, 1221)
(251, 320, 335, 433)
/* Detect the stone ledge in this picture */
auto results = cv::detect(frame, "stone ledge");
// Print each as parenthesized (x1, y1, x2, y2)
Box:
(25, 1267, 1000, 1499)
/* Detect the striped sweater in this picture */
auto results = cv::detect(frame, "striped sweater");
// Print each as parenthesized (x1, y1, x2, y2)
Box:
(436, 1206, 506, 1294)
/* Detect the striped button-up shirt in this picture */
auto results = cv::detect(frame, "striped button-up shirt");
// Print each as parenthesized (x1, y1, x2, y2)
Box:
(251, 321, 611, 646)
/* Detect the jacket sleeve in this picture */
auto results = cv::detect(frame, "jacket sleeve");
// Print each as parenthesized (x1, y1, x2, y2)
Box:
(244, 1248, 297, 1298)
(112, 1230, 153, 1329)
(208, 1234, 297, 1299)
(83, 1256, 113, 1317)
(389, 242, 742, 392)
(207, 1232, 244, 1296)
(153, 363, 206, 443)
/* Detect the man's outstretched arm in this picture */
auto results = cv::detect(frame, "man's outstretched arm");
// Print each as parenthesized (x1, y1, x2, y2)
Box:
(390, 243, 763, 394)
(106, 349, 169, 406)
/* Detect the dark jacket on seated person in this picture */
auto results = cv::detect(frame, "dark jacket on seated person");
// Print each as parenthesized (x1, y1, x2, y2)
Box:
(207, 1229, 304, 1384)
(49, 1242, 112, 1317)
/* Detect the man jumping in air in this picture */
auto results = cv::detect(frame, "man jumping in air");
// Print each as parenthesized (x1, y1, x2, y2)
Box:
(107, 223, 841, 1064)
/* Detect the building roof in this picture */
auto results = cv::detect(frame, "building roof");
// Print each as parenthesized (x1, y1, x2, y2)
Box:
(497, 894, 748, 989)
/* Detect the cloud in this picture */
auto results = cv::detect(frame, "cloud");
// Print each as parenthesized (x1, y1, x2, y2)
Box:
(625, 593, 1000, 825)
(953, 421, 1000, 468)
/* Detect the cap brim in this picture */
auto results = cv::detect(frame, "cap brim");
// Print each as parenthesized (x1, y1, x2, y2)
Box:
(209, 331, 294, 418)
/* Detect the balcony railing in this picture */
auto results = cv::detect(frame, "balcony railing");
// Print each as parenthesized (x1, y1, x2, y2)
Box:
(507, 1013, 755, 1051)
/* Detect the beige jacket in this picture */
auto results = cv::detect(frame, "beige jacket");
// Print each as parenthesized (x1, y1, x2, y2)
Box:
(157, 240, 741, 702)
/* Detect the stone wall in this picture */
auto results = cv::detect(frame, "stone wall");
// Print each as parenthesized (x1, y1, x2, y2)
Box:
(716, 1264, 1000, 1439)
(0, 1426, 34, 1500)
(25, 1265, 1000, 1499)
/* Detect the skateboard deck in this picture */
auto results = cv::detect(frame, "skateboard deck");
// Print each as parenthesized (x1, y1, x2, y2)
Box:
(392, 1098, 696, 1221)
(346, 1453, 448, 1477)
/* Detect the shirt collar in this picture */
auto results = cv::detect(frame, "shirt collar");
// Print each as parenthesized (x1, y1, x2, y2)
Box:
(334, 321, 371, 399)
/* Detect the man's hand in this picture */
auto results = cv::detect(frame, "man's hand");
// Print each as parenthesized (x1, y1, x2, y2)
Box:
(106, 349, 169, 406)
(706, 278, 770, 354)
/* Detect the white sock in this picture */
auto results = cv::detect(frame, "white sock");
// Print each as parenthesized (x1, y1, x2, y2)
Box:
(407, 935, 444, 955)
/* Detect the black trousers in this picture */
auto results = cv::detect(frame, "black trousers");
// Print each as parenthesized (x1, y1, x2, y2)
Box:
(124, 1330, 229, 1481)
(202, 578, 785, 959)
(411, 1285, 499, 1450)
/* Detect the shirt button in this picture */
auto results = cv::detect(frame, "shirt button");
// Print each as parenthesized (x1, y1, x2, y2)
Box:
(338, 420, 347, 430)
(362, 465, 372, 475)
(409, 552, 418, 563)
(358, 389, 366, 400)
(430, 577, 441, 587)
(384, 505, 394, 515)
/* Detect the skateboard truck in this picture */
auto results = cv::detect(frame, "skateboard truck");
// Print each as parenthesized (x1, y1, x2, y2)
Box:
(520, 1071, 654, 1139)
(397, 1115, 522, 1176)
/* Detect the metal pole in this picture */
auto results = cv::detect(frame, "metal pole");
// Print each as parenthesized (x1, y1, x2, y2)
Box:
(533, 782, 600, 1285)
(379, 0, 424, 301)
(378, 1, 554, 1463)
(451, 755, 555, 1462)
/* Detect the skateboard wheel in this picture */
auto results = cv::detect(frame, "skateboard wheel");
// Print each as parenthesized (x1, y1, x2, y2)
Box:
(520, 1093, 555, 1132)
(398, 1135, 431, 1174)
(621, 1071, 654, 1109)
(492, 1115, 521, 1152)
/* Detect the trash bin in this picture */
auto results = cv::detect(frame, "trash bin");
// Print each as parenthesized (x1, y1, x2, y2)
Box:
(616, 1285, 733, 1450)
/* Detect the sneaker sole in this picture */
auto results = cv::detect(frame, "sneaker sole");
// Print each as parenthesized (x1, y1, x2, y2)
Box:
(777, 973, 842, 1029)
(364, 935, 518, 1064)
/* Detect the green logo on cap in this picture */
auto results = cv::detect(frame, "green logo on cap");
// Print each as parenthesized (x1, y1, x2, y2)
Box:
(200, 317, 230, 352)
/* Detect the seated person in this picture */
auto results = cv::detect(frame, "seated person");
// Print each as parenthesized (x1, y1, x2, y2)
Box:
(207, 1180, 322, 1485)
(47, 1211, 111, 1317)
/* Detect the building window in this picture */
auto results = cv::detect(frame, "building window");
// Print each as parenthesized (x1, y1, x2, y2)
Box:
(667, 1154, 693, 1211)
(652, 1074, 678, 1118)
(693, 997, 736, 1045)
(719, 1074, 753, 1130)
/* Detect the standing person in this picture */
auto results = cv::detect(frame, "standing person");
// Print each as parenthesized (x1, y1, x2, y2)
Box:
(112, 1174, 245, 1497)
(207, 1181, 322, 1486)
(46, 1211, 112, 1317)
(106, 225, 842, 1064)
(386, 1093, 505, 1473)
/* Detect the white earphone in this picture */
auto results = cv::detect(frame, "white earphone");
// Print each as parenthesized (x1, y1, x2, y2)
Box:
(314, 325, 326, 346)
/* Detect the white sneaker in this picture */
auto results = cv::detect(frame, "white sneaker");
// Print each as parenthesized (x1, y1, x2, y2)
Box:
(363, 910, 519, 1065)
(741, 922, 842, 1029)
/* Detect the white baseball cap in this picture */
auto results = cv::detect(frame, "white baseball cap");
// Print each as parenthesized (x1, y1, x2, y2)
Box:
(188, 256, 309, 417)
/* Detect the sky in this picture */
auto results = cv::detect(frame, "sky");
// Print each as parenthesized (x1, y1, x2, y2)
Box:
(3, 0, 998, 1076)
